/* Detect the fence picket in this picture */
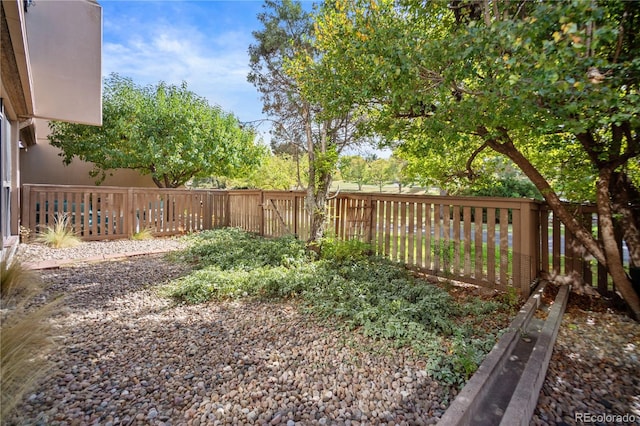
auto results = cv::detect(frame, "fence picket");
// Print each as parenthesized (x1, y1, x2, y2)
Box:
(487, 208, 496, 285)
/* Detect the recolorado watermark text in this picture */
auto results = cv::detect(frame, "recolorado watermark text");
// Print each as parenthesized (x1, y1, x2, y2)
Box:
(575, 412, 637, 424)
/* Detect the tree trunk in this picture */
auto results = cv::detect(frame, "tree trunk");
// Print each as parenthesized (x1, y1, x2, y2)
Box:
(306, 171, 333, 245)
(611, 172, 640, 302)
(482, 128, 640, 319)
(151, 176, 165, 188)
(611, 172, 640, 268)
(303, 105, 333, 247)
(480, 129, 606, 263)
(597, 168, 640, 320)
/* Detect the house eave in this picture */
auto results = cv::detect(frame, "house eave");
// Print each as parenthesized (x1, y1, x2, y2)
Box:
(25, 0, 103, 126)
(1, 0, 36, 119)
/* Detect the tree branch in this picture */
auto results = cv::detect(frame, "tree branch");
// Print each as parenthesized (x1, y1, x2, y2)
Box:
(465, 142, 489, 180)
(482, 0, 492, 26)
(613, 10, 627, 63)
(476, 125, 606, 265)
(576, 131, 602, 166)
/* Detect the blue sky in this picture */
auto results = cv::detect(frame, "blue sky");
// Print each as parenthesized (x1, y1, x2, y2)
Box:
(100, 0, 389, 156)
(101, 0, 304, 140)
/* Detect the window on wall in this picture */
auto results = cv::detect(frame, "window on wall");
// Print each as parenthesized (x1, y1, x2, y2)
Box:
(0, 99, 12, 243)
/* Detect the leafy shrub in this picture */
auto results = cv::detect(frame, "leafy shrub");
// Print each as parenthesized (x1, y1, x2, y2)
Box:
(318, 235, 372, 262)
(178, 228, 310, 270)
(163, 263, 318, 303)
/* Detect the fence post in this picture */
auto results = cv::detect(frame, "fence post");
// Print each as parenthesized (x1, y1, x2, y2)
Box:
(531, 201, 541, 287)
(260, 191, 265, 236)
(20, 184, 31, 233)
(124, 188, 133, 236)
(518, 200, 538, 297)
(366, 195, 375, 246)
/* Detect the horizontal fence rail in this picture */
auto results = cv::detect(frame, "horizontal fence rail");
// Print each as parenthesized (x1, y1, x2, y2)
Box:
(20, 185, 628, 296)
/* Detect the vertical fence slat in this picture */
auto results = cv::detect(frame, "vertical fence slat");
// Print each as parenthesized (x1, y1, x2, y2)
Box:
(399, 201, 407, 264)
(512, 209, 522, 291)
(384, 201, 391, 257)
(597, 223, 609, 293)
(378, 199, 385, 256)
(434, 203, 441, 272)
(487, 208, 496, 285)
(474, 208, 484, 280)
(540, 208, 549, 278)
(415, 202, 423, 269)
(564, 222, 573, 276)
(391, 201, 399, 262)
(463, 206, 472, 277)
(552, 215, 561, 275)
(443, 204, 451, 274)
(39, 191, 46, 230)
(453, 205, 461, 275)
(499, 208, 509, 286)
(83, 191, 90, 238)
(407, 201, 414, 267)
(424, 203, 432, 270)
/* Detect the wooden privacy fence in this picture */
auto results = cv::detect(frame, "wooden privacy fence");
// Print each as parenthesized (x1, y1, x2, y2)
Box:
(21, 185, 628, 296)
(539, 203, 620, 295)
(21, 185, 228, 240)
(239, 191, 539, 295)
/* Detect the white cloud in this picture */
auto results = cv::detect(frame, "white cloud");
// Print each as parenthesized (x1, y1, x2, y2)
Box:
(102, 17, 263, 124)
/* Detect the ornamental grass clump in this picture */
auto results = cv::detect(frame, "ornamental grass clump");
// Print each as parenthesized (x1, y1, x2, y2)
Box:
(131, 227, 154, 241)
(0, 256, 58, 421)
(36, 213, 81, 248)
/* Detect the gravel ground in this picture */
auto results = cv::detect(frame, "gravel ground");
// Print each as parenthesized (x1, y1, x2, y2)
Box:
(7, 239, 640, 425)
(8, 240, 445, 426)
(15, 238, 190, 264)
(532, 300, 640, 426)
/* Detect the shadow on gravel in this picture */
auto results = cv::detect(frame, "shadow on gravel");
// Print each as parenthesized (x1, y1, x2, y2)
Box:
(37, 255, 193, 310)
(8, 255, 446, 425)
(532, 295, 640, 425)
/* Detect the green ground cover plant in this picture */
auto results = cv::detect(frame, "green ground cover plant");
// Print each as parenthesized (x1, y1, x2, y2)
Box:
(164, 228, 516, 387)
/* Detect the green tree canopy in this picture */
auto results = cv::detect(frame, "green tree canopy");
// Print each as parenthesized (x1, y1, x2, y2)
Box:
(338, 155, 369, 190)
(294, 0, 640, 317)
(367, 158, 393, 191)
(49, 74, 266, 188)
(244, 153, 307, 190)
